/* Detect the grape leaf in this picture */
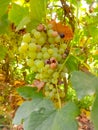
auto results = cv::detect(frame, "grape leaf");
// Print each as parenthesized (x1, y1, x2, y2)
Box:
(28, 0, 48, 28)
(13, 98, 55, 125)
(17, 86, 43, 99)
(8, 3, 29, 26)
(16, 16, 30, 31)
(66, 55, 79, 72)
(0, 14, 9, 34)
(91, 91, 98, 130)
(70, 71, 97, 99)
(0, 0, 11, 17)
(23, 102, 79, 130)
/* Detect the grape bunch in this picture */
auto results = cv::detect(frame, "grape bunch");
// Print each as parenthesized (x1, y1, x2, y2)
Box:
(19, 23, 69, 104)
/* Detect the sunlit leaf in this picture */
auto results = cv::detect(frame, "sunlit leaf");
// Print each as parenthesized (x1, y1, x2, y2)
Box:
(24, 102, 79, 130)
(0, 0, 11, 17)
(0, 14, 9, 34)
(8, 3, 29, 26)
(16, 16, 30, 31)
(28, 0, 48, 29)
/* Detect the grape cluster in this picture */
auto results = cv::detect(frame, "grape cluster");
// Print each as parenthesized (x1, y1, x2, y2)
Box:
(19, 23, 68, 102)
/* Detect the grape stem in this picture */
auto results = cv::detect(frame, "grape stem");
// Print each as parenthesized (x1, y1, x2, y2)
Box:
(55, 84, 62, 109)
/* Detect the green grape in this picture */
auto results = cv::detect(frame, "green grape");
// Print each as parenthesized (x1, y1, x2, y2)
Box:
(60, 43, 67, 49)
(48, 37, 55, 44)
(56, 54, 62, 61)
(59, 48, 65, 54)
(27, 59, 34, 67)
(23, 33, 31, 43)
(38, 37, 45, 45)
(37, 52, 43, 59)
(28, 51, 37, 59)
(29, 43, 37, 51)
(42, 47, 47, 52)
(48, 48, 54, 55)
(34, 60, 44, 69)
(53, 72, 59, 79)
(19, 42, 28, 52)
(45, 91, 50, 97)
(31, 65, 37, 72)
(31, 29, 37, 34)
(49, 84, 54, 90)
(34, 31, 41, 39)
(43, 52, 50, 59)
(54, 35, 61, 43)
(47, 29, 54, 37)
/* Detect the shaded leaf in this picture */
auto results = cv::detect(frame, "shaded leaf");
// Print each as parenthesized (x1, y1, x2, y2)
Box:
(24, 102, 79, 130)
(13, 98, 55, 125)
(70, 71, 97, 99)
(17, 86, 43, 99)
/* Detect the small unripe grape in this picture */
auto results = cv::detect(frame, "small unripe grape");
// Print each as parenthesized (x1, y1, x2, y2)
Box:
(23, 33, 31, 43)
(34, 31, 41, 39)
(19, 42, 29, 52)
(27, 59, 34, 67)
(34, 60, 44, 69)
(54, 35, 61, 43)
(29, 43, 37, 51)
(47, 29, 54, 37)
(48, 48, 54, 55)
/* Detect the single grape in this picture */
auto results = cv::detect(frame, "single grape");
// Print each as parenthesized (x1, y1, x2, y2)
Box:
(34, 31, 41, 39)
(54, 35, 61, 43)
(47, 29, 54, 37)
(29, 43, 37, 51)
(34, 60, 44, 69)
(28, 51, 37, 59)
(23, 33, 31, 43)
(27, 59, 34, 67)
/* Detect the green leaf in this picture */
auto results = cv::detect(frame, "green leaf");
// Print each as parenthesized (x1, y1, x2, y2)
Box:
(0, 0, 11, 17)
(8, 3, 29, 26)
(0, 14, 9, 34)
(70, 71, 97, 99)
(24, 102, 79, 130)
(29, 0, 48, 28)
(16, 16, 30, 31)
(13, 98, 55, 125)
(66, 55, 79, 72)
(17, 86, 43, 99)
(0, 45, 8, 60)
(91, 92, 98, 130)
